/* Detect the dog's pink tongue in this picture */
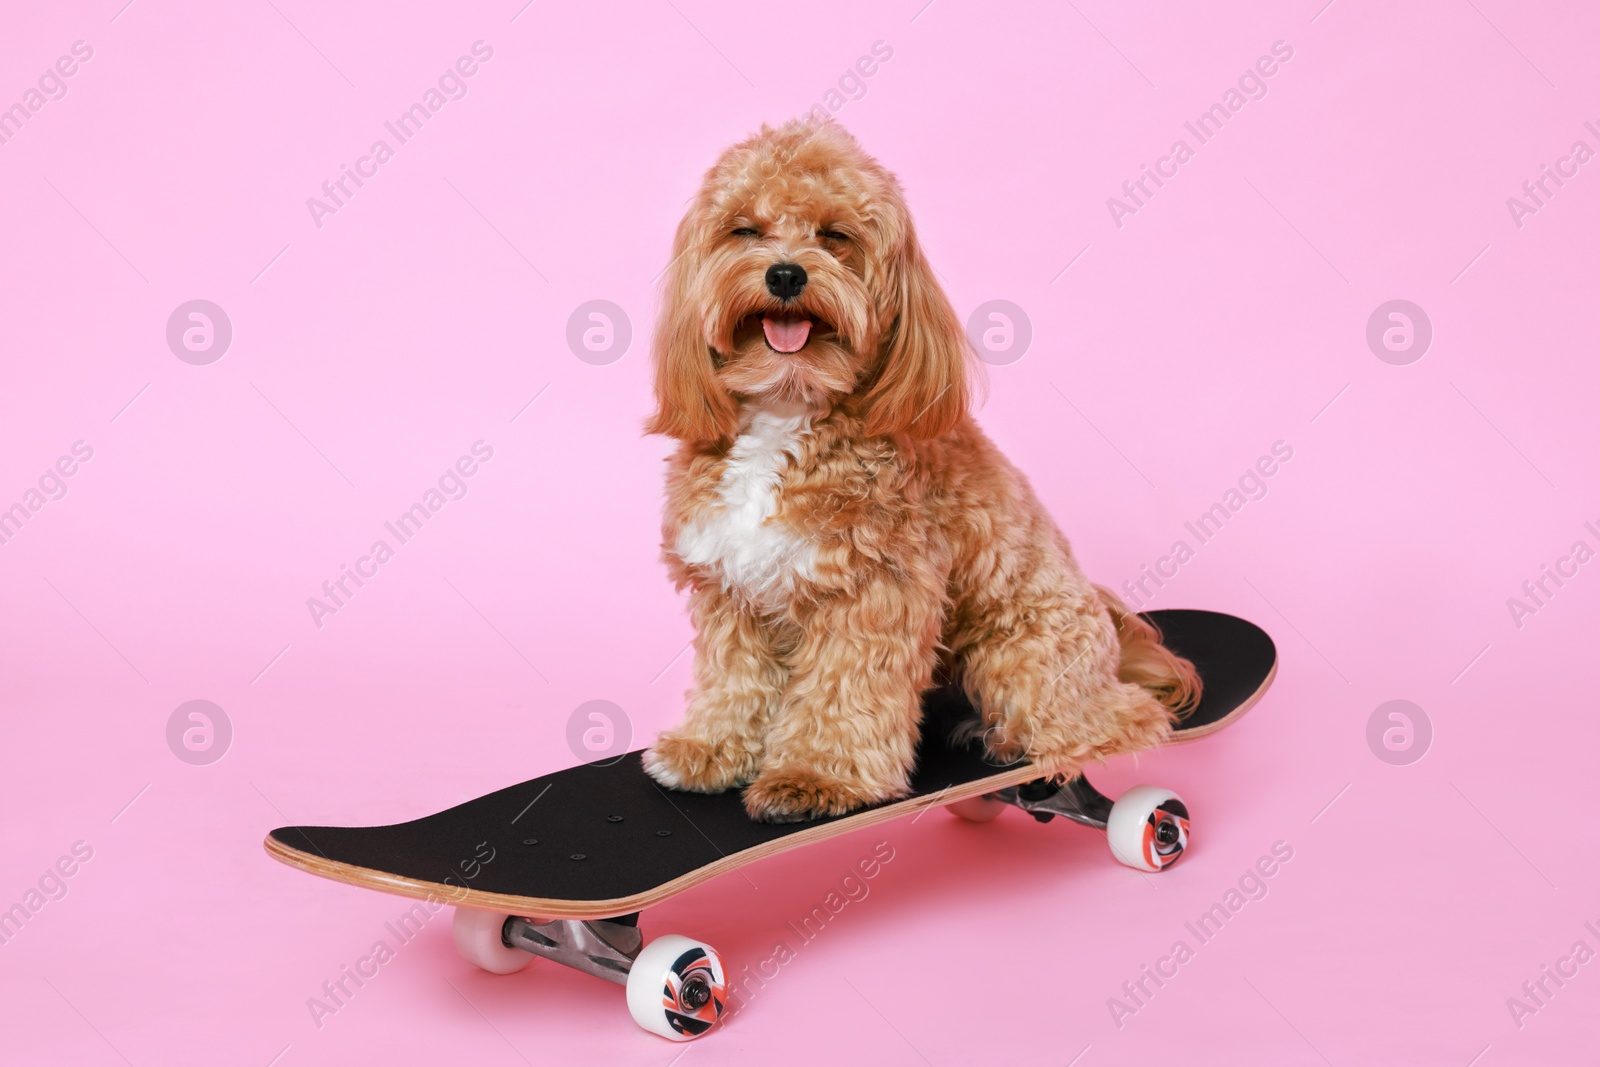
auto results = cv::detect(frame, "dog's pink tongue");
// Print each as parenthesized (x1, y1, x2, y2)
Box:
(762, 316, 812, 353)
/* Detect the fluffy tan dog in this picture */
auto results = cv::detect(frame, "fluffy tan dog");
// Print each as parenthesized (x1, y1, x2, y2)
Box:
(642, 121, 1199, 822)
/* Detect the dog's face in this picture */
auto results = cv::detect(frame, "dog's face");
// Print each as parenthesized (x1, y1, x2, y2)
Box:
(648, 122, 971, 444)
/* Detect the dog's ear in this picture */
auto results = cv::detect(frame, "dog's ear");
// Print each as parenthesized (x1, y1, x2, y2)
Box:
(863, 221, 971, 439)
(645, 213, 739, 443)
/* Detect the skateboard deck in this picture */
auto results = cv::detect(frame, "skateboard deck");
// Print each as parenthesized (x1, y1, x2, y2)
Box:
(266, 609, 1276, 919)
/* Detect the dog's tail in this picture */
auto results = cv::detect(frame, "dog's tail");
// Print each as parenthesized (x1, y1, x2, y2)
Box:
(1096, 586, 1202, 719)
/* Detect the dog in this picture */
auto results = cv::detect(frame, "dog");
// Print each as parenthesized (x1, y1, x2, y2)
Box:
(640, 120, 1200, 822)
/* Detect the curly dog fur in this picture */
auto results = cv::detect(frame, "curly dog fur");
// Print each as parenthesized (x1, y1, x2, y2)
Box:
(641, 120, 1199, 822)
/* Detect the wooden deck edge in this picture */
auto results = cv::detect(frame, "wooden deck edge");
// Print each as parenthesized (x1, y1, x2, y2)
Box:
(263, 761, 1047, 920)
(1165, 656, 1278, 746)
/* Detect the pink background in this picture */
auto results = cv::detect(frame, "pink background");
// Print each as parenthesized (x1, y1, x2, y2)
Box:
(3, 0, 1598, 1063)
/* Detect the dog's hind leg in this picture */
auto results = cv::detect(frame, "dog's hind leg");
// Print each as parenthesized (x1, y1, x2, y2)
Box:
(643, 586, 785, 793)
(951, 564, 1176, 782)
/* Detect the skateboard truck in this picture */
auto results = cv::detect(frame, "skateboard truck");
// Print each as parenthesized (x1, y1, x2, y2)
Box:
(947, 775, 1192, 874)
(497, 915, 715, 1017)
(500, 914, 642, 986)
(991, 776, 1115, 828)
(452, 906, 729, 1041)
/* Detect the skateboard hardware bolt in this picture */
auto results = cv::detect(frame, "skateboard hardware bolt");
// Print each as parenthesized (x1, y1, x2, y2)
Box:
(680, 975, 712, 1011)
(1155, 821, 1180, 845)
(570, 854, 586, 861)
(607, 815, 624, 823)
(656, 830, 672, 837)
(522, 838, 539, 846)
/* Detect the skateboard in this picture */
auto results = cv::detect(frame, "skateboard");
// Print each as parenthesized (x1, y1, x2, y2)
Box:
(265, 608, 1275, 1041)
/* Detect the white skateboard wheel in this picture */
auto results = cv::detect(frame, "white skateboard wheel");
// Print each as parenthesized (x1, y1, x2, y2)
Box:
(946, 794, 1007, 822)
(625, 934, 728, 1041)
(1107, 786, 1190, 872)
(452, 908, 534, 974)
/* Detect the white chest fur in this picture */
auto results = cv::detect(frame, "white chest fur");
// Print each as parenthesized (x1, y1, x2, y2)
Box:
(674, 402, 818, 611)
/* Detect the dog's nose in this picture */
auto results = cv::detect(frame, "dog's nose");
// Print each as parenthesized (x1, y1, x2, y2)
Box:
(765, 262, 808, 301)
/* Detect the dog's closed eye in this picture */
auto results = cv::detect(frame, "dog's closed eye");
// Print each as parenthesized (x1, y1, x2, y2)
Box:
(731, 227, 759, 237)
(817, 229, 850, 242)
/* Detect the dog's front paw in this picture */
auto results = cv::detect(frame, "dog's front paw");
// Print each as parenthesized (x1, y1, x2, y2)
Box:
(742, 766, 894, 823)
(642, 735, 755, 793)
